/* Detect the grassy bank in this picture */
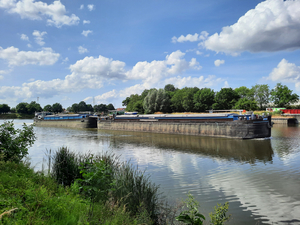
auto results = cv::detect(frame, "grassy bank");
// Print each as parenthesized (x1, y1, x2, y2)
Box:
(0, 113, 34, 120)
(0, 159, 148, 224)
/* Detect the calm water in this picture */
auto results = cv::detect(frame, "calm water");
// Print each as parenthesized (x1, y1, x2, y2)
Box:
(2, 119, 300, 225)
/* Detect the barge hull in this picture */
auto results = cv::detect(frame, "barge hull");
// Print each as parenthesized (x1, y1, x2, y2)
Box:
(34, 117, 97, 129)
(98, 120, 271, 139)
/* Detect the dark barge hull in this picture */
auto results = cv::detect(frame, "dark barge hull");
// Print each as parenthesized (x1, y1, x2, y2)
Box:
(98, 119, 272, 139)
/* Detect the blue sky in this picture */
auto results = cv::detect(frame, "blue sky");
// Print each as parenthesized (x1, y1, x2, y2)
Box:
(1, 0, 300, 109)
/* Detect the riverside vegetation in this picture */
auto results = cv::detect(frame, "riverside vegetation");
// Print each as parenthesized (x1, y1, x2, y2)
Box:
(0, 121, 230, 225)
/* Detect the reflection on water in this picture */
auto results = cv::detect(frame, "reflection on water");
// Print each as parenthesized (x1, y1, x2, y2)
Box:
(2, 120, 300, 225)
(103, 130, 274, 164)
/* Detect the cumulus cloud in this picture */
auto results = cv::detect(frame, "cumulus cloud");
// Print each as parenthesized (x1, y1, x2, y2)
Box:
(0, 46, 60, 66)
(126, 50, 201, 85)
(83, 20, 90, 24)
(214, 59, 225, 67)
(0, 51, 203, 102)
(20, 34, 29, 41)
(87, 4, 94, 11)
(79, 4, 84, 10)
(78, 46, 88, 54)
(32, 30, 47, 46)
(172, 31, 208, 43)
(202, 0, 300, 55)
(268, 59, 300, 89)
(164, 75, 225, 89)
(0, 0, 80, 28)
(70, 55, 126, 79)
(82, 30, 92, 37)
(95, 90, 117, 102)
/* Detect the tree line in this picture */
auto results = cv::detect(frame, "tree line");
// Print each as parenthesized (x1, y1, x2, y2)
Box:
(122, 83, 300, 114)
(0, 101, 115, 115)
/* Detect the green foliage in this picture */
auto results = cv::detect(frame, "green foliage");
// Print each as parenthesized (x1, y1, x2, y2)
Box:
(16, 102, 29, 114)
(0, 121, 36, 162)
(252, 84, 270, 109)
(51, 147, 81, 186)
(194, 88, 215, 112)
(43, 104, 53, 112)
(164, 84, 176, 92)
(270, 83, 299, 107)
(124, 92, 147, 114)
(233, 87, 258, 110)
(176, 192, 205, 225)
(143, 88, 170, 113)
(52, 102, 63, 113)
(111, 161, 160, 221)
(213, 88, 240, 110)
(77, 156, 115, 202)
(0, 160, 139, 225)
(26, 101, 42, 114)
(0, 104, 10, 114)
(209, 202, 231, 225)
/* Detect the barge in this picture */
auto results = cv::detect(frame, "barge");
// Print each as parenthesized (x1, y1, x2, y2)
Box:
(98, 113, 272, 139)
(34, 112, 97, 128)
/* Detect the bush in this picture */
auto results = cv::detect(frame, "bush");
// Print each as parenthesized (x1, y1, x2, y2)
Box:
(0, 121, 35, 162)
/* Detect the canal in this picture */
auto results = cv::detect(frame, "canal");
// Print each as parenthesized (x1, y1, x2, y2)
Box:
(2, 119, 300, 225)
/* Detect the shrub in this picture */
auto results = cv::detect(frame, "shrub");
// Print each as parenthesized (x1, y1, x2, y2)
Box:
(51, 147, 81, 186)
(0, 121, 35, 162)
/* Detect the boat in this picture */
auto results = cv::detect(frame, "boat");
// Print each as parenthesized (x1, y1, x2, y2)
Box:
(34, 112, 97, 128)
(97, 112, 272, 139)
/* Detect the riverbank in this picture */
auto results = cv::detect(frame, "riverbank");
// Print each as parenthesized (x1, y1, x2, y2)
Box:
(0, 160, 141, 224)
(0, 113, 34, 119)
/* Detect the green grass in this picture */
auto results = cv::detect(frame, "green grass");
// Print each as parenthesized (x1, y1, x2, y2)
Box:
(0, 160, 139, 224)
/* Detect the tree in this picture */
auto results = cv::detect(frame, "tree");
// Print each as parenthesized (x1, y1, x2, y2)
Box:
(26, 101, 42, 114)
(234, 86, 258, 111)
(193, 88, 215, 112)
(0, 104, 10, 114)
(0, 121, 36, 162)
(252, 84, 270, 109)
(16, 102, 29, 114)
(52, 103, 63, 113)
(164, 84, 176, 92)
(182, 87, 199, 112)
(107, 104, 115, 110)
(212, 88, 240, 110)
(270, 83, 299, 107)
(143, 89, 158, 114)
(71, 103, 79, 113)
(44, 104, 53, 112)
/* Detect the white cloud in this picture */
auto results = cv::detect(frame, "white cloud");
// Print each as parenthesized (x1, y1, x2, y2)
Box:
(27, 44, 32, 48)
(0, 75, 3, 80)
(164, 75, 225, 89)
(69, 55, 126, 79)
(214, 59, 225, 67)
(87, 4, 94, 11)
(202, 0, 300, 55)
(32, 30, 47, 46)
(268, 59, 300, 89)
(20, 34, 29, 41)
(83, 20, 90, 24)
(78, 46, 88, 54)
(172, 31, 208, 43)
(79, 4, 84, 10)
(0, 0, 80, 28)
(0, 46, 60, 66)
(62, 57, 69, 64)
(95, 90, 117, 102)
(82, 30, 92, 37)
(126, 50, 201, 85)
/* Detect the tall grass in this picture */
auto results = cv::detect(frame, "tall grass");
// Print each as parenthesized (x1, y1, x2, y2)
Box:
(47, 147, 161, 223)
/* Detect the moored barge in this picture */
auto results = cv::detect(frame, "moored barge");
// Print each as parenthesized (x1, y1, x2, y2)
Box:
(98, 113, 272, 139)
(34, 112, 97, 128)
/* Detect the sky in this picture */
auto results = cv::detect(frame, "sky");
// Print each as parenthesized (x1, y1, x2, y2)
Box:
(1, 0, 300, 109)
